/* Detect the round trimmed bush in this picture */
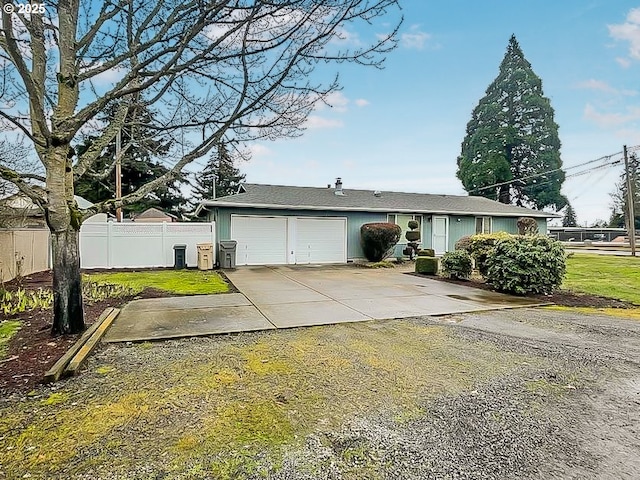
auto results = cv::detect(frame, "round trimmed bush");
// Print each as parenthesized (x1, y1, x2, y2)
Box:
(454, 235, 473, 252)
(360, 223, 402, 262)
(485, 235, 565, 295)
(517, 217, 539, 235)
(417, 248, 435, 257)
(441, 250, 473, 280)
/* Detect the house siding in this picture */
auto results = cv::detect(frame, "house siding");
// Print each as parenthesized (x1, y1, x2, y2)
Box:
(447, 216, 476, 251)
(207, 207, 550, 263)
(210, 207, 386, 260)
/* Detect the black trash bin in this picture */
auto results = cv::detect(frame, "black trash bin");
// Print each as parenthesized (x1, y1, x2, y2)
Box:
(219, 240, 237, 269)
(173, 244, 187, 269)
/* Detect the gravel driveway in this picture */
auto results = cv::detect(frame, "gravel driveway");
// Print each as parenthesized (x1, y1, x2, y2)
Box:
(2, 308, 639, 479)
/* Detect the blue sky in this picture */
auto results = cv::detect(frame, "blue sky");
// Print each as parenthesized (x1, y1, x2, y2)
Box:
(236, 1, 640, 226)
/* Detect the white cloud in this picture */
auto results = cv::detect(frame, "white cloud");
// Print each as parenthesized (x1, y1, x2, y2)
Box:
(247, 143, 273, 157)
(401, 25, 432, 50)
(575, 79, 637, 96)
(354, 98, 370, 107)
(616, 57, 632, 68)
(304, 116, 344, 129)
(583, 103, 640, 128)
(324, 91, 349, 112)
(608, 8, 640, 62)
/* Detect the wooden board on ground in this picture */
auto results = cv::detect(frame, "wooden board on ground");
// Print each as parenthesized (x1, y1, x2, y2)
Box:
(65, 308, 120, 376)
(43, 307, 118, 383)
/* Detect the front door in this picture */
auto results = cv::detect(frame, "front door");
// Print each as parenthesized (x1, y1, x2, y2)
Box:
(432, 216, 448, 255)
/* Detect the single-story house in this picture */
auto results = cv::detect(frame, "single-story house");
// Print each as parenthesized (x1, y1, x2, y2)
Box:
(0, 192, 93, 228)
(194, 179, 560, 266)
(132, 207, 178, 223)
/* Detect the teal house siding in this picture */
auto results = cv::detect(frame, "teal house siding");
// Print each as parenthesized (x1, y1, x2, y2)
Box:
(447, 216, 475, 251)
(492, 217, 518, 233)
(209, 207, 386, 260)
(208, 206, 552, 262)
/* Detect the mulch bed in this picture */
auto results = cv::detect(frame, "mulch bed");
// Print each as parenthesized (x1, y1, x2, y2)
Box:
(0, 270, 172, 395)
(431, 275, 638, 309)
(2, 269, 637, 396)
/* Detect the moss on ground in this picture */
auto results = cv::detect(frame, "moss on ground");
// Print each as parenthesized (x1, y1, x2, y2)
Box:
(0, 320, 21, 359)
(545, 305, 640, 321)
(84, 270, 229, 295)
(0, 320, 566, 478)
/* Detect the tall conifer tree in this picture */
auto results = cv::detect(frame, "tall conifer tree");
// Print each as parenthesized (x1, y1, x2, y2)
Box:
(192, 142, 246, 203)
(457, 35, 566, 210)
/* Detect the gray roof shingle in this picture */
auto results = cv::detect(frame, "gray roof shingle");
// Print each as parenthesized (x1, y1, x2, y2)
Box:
(198, 183, 559, 218)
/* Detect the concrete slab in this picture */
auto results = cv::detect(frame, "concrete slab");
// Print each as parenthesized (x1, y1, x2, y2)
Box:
(106, 265, 547, 343)
(121, 293, 251, 312)
(257, 301, 370, 328)
(237, 288, 328, 305)
(104, 304, 274, 342)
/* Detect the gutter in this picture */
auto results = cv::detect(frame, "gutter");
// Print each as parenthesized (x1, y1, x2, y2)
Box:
(197, 200, 560, 218)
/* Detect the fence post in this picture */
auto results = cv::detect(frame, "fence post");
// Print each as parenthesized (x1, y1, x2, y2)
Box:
(162, 222, 168, 267)
(107, 221, 113, 268)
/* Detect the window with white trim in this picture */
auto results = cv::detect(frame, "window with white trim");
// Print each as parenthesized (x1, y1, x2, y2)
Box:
(475, 216, 492, 234)
(388, 214, 422, 242)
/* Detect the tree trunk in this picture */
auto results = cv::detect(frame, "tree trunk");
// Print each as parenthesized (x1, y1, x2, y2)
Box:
(51, 227, 85, 335)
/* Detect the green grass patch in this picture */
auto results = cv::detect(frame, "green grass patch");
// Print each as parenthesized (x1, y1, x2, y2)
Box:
(564, 254, 640, 305)
(0, 320, 21, 359)
(84, 270, 229, 295)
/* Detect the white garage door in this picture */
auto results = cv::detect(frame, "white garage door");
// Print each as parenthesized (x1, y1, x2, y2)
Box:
(232, 216, 288, 265)
(230, 215, 347, 265)
(295, 218, 347, 264)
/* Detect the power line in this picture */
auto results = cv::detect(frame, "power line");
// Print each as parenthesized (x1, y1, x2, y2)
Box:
(467, 148, 630, 195)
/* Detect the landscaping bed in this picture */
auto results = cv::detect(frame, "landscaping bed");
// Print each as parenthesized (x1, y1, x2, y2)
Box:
(0, 269, 228, 394)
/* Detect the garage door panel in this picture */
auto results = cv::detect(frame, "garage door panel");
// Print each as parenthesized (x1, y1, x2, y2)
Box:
(295, 218, 346, 264)
(232, 216, 288, 265)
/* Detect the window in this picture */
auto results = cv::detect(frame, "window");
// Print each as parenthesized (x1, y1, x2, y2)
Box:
(388, 214, 422, 242)
(475, 216, 492, 234)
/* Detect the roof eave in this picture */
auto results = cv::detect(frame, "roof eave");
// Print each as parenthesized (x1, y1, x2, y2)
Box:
(204, 200, 558, 218)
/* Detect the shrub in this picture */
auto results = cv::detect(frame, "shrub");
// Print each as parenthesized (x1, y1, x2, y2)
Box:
(415, 256, 438, 275)
(440, 251, 473, 280)
(417, 248, 435, 257)
(517, 217, 539, 235)
(468, 232, 513, 276)
(485, 235, 566, 294)
(454, 235, 473, 252)
(360, 223, 402, 262)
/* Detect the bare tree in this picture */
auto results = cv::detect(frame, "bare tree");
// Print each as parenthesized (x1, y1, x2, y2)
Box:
(0, 0, 401, 334)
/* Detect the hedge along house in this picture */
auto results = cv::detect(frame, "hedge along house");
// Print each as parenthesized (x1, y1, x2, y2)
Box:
(194, 179, 559, 266)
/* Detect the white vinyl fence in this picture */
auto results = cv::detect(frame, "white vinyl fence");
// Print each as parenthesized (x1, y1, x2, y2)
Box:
(80, 222, 215, 269)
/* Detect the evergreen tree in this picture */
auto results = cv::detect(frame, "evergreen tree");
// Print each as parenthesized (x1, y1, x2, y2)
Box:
(457, 35, 566, 210)
(609, 152, 640, 230)
(75, 100, 189, 217)
(192, 142, 245, 204)
(562, 203, 578, 227)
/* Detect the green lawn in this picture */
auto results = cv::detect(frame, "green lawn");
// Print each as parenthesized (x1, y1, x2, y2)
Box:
(0, 320, 21, 359)
(84, 270, 229, 295)
(564, 254, 640, 305)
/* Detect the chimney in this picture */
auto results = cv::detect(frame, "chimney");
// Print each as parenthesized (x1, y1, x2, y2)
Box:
(335, 177, 344, 196)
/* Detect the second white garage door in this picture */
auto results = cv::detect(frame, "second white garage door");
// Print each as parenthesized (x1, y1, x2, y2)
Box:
(231, 215, 347, 266)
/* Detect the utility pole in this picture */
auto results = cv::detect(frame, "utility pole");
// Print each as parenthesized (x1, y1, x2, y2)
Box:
(115, 130, 123, 222)
(623, 145, 636, 256)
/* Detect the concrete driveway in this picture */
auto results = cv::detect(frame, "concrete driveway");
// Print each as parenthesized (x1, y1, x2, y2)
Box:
(104, 265, 547, 342)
